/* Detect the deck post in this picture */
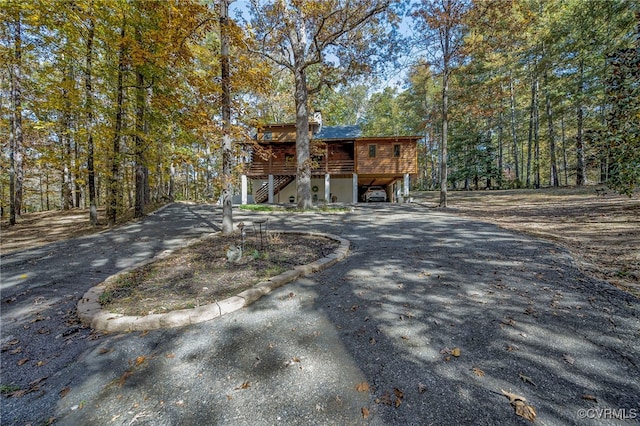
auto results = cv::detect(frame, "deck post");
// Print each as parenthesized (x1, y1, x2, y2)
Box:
(352, 173, 358, 204)
(241, 175, 247, 204)
(404, 173, 410, 201)
(268, 175, 274, 204)
(324, 174, 330, 202)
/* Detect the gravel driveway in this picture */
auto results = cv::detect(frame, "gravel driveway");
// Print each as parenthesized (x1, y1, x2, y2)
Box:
(1, 203, 639, 425)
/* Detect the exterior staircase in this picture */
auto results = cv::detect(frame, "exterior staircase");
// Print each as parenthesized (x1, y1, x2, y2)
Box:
(254, 175, 295, 203)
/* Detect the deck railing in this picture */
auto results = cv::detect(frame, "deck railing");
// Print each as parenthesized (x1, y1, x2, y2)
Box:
(247, 160, 354, 176)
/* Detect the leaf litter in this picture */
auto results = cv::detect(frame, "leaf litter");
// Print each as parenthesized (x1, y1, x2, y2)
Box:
(500, 389, 536, 422)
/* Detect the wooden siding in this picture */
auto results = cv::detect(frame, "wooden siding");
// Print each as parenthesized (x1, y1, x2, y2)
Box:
(355, 139, 418, 175)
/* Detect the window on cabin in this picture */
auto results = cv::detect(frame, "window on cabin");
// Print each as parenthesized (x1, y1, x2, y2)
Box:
(393, 144, 401, 157)
(263, 131, 272, 140)
(368, 144, 376, 158)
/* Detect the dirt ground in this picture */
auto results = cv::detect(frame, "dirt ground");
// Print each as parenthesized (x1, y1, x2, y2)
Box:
(100, 232, 339, 316)
(413, 186, 640, 297)
(2, 187, 638, 300)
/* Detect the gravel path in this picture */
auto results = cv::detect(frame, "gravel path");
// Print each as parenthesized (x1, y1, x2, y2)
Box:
(1, 203, 639, 425)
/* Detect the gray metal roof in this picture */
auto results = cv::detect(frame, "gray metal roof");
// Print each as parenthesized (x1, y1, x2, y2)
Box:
(313, 125, 362, 140)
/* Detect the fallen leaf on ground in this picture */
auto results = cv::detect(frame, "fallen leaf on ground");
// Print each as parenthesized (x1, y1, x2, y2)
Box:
(451, 347, 461, 357)
(376, 391, 392, 405)
(394, 388, 404, 407)
(17, 358, 29, 366)
(362, 407, 369, 419)
(501, 389, 536, 422)
(119, 371, 133, 386)
(165, 353, 175, 359)
(37, 360, 47, 367)
(519, 373, 536, 386)
(472, 367, 485, 377)
(59, 386, 70, 398)
(98, 347, 111, 355)
(135, 356, 146, 366)
(235, 381, 251, 390)
(582, 394, 598, 402)
(355, 382, 370, 392)
(10, 347, 22, 354)
(562, 354, 575, 365)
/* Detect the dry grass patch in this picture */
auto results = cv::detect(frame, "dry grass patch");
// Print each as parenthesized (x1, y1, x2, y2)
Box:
(414, 186, 640, 297)
(99, 232, 339, 316)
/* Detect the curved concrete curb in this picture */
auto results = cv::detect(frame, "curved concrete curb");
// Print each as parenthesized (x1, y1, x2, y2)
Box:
(78, 231, 350, 333)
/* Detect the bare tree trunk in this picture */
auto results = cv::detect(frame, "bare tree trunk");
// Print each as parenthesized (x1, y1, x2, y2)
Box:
(509, 74, 520, 184)
(576, 58, 586, 186)
(526, 74, 537, 188)
(220, 0, 234, 232)
(134, 69, 145, 218)
(9, 15, 24, 224)
(85, 9, 97, 225)
(561, 109, 568, 186)
(169, 163, 175, 201)
(294, 64, 313, 209)
(498, 104, 504, 188)
(544, 73, 559, 187)
(439, 22, 451, 208)
(107, 25, 126, 225)
(9, 101, 16, 224)
(74, 142, 82, 207)
(61, 56, 74, 210)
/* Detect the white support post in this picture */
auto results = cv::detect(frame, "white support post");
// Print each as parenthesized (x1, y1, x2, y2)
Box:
(241, 175, 247, 205)
(404, 173, 410, 200)
(352, 173, 358, 204)
(324, 174, 330, 203)
(268, 175, 274, 204)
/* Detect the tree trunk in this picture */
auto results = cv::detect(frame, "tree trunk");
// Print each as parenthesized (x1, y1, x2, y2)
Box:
(497, 107, 504, 188)
(134, 68, 146, 219)
(220, 0, 234, 232)
(134, 19, 146, 219)
(576, 58, 586, 186)
(544, 73, 559, 187)
(61, 57, 74, 210)
(107, 25, 126, 225)
(439, 23, 450, 208)
(74, 141, 82, 207)
(9, 15, 24, 224)
(169, 163, 175, 201)
(509, 74, 519, 184)
(561, 110, 569, 186)
(85, 10, 97, 225)
(294, 64, 313, 209)
(526, 74, 537, 188)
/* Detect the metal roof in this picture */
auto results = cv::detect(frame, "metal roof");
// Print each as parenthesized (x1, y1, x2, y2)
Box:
(313, 125, 362, 140)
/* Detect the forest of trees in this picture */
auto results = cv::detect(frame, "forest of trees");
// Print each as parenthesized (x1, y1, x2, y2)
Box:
(1, 0, 638, 224)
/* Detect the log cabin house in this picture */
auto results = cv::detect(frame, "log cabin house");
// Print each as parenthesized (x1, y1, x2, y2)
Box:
(239, 115, 420, 204)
